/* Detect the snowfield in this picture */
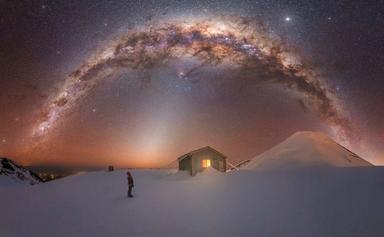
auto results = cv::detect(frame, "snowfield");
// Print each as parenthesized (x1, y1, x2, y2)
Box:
(1, 167, 384, 237)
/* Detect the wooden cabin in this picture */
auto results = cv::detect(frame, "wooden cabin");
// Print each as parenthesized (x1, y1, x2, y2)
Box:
(177, 146, 227, 176)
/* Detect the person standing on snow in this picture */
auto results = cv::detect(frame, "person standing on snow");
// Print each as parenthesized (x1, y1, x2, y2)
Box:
(127, 171, 134, 198)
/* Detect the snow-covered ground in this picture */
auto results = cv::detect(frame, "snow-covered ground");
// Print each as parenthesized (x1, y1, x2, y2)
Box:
(1, 167, 384, 237)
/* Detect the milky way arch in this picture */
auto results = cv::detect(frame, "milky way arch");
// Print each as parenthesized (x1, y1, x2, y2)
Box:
(30, 16, 354, 149)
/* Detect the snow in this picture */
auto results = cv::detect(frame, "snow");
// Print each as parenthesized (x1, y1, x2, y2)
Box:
(0, 158, 42, 186)
(1, 167, 384, 237)
(0, 175, 30, 188)
(244, 131, 372, 170)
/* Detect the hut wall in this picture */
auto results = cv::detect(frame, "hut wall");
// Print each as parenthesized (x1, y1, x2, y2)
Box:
(179, 156, 192, 175)
(191, 149, 226, 175)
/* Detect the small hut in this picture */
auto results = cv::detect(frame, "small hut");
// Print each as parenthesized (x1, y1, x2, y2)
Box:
(177, 146, 227, 176)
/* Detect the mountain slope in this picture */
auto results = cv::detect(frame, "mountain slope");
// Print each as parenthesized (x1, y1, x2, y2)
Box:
(244, 131, 372, 170)
(0, 158, 43, 186)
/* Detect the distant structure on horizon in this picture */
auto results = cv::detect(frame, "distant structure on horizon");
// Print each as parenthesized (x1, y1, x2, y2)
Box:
(177, 146, 227, 176)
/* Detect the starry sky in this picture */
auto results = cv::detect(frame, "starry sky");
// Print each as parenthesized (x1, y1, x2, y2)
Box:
(0, 0, 383, 169)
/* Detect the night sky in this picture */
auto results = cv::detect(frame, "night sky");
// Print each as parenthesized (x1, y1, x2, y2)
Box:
(0, 0, 383, 168)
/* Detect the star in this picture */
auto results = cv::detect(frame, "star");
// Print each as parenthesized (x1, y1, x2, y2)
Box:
(2, 138, 6, 143)
(285, 17, 291, 22)
(178, 71, 186, 79)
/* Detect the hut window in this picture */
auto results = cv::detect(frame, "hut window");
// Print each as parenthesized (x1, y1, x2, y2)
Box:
(202, 159, 211, 168)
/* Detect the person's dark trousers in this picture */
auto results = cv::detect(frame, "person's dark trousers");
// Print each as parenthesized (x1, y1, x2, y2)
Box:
(128, 185, 133, 197)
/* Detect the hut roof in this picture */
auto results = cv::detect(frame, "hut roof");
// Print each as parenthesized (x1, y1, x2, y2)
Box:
(177, 146, 227, 161)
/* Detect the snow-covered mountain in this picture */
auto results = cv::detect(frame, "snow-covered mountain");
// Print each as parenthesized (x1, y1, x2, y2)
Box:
(0, 158, 43, 186)
(244, 131, 372, 170)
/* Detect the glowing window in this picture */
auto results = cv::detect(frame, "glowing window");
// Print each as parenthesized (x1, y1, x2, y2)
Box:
(202, 159, 211, 168)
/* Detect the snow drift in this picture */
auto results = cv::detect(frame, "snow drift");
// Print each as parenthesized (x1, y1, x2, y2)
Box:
(0, 157, 42, 186)
(244, 131, 372, 170)
(1, 168, 384, 237)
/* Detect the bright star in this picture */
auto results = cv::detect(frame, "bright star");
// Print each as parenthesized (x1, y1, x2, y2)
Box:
(178, 71, 186, 79)
(285, 17, 291, 22)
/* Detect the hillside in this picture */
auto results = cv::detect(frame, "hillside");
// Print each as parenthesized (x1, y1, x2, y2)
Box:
(0, 158, 42, 186)
(1, 168, 384, 237)
(244, 131, 372, 170)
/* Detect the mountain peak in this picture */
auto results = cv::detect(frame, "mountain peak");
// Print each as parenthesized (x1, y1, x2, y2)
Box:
(290, 131, 334, 142)
(244, 131, 372, 170)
